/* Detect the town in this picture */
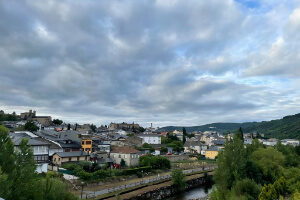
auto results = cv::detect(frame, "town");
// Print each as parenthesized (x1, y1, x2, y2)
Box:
(0, 109, 299, 199)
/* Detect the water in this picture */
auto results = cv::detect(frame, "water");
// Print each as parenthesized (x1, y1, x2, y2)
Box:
(166, 185, 213, 200)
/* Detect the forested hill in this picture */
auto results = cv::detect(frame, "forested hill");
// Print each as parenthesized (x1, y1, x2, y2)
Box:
(161, 122, 258, 134)
(161, 113, 300, 139)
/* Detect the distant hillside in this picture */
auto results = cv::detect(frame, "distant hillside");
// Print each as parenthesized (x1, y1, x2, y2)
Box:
(161, 122, 258, 134)
(243, 113, 300, 139)
(161, 113, 300, 139)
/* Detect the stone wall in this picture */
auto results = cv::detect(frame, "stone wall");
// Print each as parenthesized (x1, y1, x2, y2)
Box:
(124, 176, 209, 200)
(163, 155, 189, 162)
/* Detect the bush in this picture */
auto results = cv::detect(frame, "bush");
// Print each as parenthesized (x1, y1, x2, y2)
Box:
(78, 161, 92, 172)
(171, 169, 186, 192)
(92, 170, 109, 179)
(78, 170, 92, 181)
(61, 164, 78, 171)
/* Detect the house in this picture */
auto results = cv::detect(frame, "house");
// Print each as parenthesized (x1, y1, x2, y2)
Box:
(36, 130, 92, 153)
(205, 146, 220, 159)
(281, 139, 299, 146)
(210, 140, 226, 147)
(110, 146, 141, 166)
(138, 134, 161, 144)
(11, 131, 51, 173)
(52, 151, 90, 166)
(263, 138, 278, 146)
(184, 141, 207, 154)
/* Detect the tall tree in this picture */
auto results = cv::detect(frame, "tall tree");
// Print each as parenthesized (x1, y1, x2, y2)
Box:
(171, 169, 186, 192)
(24, 120, 39, 132)
(213, 134, 247, 199)
(182, 127, 187, 135)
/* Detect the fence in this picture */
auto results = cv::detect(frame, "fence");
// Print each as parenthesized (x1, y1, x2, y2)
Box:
(83, 165, 217, 198)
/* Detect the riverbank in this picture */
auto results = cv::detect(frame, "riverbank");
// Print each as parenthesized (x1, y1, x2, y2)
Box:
(101, 171, 214, 200)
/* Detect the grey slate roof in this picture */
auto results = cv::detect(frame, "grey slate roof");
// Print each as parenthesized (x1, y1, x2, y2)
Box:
(206, 146, 219, 151)
(211, 140, 226, 145)
(54, 151, 89, 158)
(11, 135, 51, 146)
(184, 141, 204, 147)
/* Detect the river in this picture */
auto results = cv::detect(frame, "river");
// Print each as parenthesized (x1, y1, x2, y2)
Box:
(166, 184, 213, 200)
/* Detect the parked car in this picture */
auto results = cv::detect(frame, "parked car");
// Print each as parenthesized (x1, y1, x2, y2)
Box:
(166, 152, 172, 155)
(174, 152, 179, 155)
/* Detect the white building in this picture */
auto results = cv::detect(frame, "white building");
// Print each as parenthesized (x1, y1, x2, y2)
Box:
(138, 134, 161, 144)
(11, 131, 51, 173)
(281, 139, 299, 146)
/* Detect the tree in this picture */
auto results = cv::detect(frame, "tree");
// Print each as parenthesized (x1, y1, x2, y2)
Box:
(250, 147, 285, 183)
(90, 124, 97, 132)
(0, 125, 78, 200)
(138, 127, 146, 133)
(120, 159, 126, 168)
(161, 147, 168, 154)
(171, 169, 186, 192)
(213, 134, 247, 199)
(258, 184, 277, 200)
(182, 127, 187, 136)
(52, 119, 63, 125)
(142, 143, 155, 152)
(24, 120, 39, 132)
(236, 127, 244, 142)
(231, 178, 262, 200)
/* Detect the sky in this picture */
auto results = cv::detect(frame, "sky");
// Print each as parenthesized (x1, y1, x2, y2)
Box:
(1, 0, 300, 128)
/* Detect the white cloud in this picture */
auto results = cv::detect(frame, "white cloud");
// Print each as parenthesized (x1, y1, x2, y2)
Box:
(0, 0, 300, 127)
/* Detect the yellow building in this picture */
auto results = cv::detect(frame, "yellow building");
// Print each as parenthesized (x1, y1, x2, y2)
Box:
(205, 146, 219, 159)
(52, 151, 90, 166)
(79, 134, 92, 153)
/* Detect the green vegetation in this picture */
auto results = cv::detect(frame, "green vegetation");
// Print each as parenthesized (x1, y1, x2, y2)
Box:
(210, 128, 300, 200)
(161, 133, 184, 152)
(135, 142, 155, 152)
(52, 119, 63, 125)
(0, 110, 18, 122)
(90, 124, 97, 132)
(0, 125, 77, 200)
(162, 112, 300, 139)
(24, 120, 39, 131)
(171, 169, 186, 192)
(139, 154, 171, 169)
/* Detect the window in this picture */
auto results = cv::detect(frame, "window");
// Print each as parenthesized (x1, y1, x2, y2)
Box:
(86, 141, 91, 144)
(58, 158, 60, 161)
(77, 157, 79, 161)
(82, 141, 84, 145)
(131, 155, 134, 159)
(54, 158, 56, 161)
(118, 155, 121, 158)
(124, 155, 127, 158)
(69, 157, 71, 161)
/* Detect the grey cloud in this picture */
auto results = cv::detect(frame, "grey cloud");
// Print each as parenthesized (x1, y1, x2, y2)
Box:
(1, 0, 300, 127)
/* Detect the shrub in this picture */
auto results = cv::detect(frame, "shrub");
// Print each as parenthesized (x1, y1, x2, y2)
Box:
(93, 170, 109, 179)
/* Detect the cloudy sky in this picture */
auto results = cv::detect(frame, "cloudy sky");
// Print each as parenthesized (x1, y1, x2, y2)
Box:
(1, 0, 300, 127)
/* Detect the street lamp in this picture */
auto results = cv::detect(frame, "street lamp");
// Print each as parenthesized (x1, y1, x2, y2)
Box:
(81, 182, 84, 199)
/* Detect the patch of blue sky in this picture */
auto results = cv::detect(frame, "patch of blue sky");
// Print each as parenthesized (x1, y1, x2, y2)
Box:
(237, 77, 292, 89)
(235, 0, 260, 9)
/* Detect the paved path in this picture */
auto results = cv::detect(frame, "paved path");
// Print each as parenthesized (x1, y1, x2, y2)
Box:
(81, 166, 216, 199)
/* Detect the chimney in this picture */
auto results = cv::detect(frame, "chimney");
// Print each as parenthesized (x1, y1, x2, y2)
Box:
(151, 123, 152, 133)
